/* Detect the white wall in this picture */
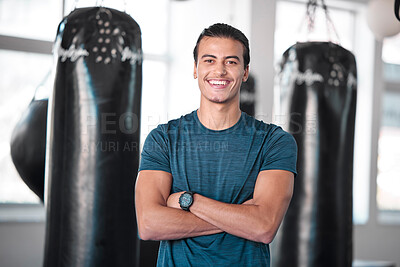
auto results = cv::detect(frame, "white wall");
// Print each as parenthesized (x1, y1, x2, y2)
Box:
(250, 0, 276, 120)
(0, 222, 45, 267)
(355, 225, 400, 265)
(1, 1, 400, 267)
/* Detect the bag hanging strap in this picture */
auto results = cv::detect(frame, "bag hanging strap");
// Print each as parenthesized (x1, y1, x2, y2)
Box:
(297, 0, 341, 44)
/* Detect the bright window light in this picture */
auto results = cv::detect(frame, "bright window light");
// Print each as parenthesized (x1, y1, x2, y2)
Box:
(0, 50, 52, 203)
(0, 0, 61, 41)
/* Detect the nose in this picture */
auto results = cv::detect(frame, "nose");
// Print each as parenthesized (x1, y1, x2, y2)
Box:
(214, 62, 227, 76)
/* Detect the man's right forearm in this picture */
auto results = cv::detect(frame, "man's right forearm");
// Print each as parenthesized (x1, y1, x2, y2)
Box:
(137, 204, 222, 241)
(135, 170, 222, 241)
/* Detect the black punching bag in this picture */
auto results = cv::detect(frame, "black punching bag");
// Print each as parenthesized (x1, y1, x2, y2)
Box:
(240, 74, 256, 117)
(10, 73, 51, 202)
(44, 7, 142, 267)
(274, 42, 357, 267)
(10, 97, 48, 202)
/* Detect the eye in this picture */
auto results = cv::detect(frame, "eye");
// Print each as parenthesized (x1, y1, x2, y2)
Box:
(226, 60, 238, 65)
(204, 59, 214, 63)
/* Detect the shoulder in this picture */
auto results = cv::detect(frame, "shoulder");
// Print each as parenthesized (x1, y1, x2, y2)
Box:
(242, 112, 288, 136)
(242, 113, 296, 148)
(148, 111, 196, 137)
(167, 111, 196, 130)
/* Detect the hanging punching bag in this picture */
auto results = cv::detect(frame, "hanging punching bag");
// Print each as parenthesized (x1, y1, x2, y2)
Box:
(240, 74, 256, 117)
(44, 7, 142, 267)
(10, 73, 51, 202)
(10, 97, 48, 202)
(274, 42, 357, 267)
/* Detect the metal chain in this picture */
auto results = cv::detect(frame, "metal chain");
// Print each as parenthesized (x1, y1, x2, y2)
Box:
(302, 0, 341, 44)
(306, 0, 318, 34)
(321, 0, 341, 44)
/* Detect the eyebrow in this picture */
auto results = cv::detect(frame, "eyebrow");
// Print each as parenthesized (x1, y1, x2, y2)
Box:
(201, 54, 241, 61)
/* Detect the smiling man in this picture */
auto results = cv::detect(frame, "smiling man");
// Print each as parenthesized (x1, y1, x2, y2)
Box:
(135, 23, 297, 266)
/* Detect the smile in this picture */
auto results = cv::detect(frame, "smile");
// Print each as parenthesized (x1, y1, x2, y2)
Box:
(208, 79, 230, 87)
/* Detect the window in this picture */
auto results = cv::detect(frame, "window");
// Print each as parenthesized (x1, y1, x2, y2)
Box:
(0, 0, 59, 220)
(377, 89, 400, 224)
(0, 0, 58, 207)
(377, 34, 400, 224)
(0, 50, 52, 204)
(0, 0, 61, 41)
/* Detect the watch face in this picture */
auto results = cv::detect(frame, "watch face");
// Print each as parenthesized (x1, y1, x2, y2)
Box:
(180, 193, 192, 208)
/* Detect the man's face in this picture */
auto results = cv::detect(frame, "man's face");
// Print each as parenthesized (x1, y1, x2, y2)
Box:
(194, 37, 249, 105)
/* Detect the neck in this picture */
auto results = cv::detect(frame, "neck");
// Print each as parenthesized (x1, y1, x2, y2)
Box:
(197, 100, 241, 131)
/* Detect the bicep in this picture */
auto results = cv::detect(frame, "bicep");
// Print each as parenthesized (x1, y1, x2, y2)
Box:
(253, 170, 294, 216)
(135, 170, 172, 208)
(135, 170, 179, 240)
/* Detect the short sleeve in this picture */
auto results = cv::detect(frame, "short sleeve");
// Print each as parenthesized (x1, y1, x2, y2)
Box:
(139, 126, 171, 173)
(261, 126, 298, 176)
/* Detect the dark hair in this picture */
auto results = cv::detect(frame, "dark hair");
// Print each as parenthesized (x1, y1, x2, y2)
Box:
(193, 23, 250, 68)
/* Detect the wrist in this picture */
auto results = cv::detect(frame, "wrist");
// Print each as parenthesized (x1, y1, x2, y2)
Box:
(179, 191, 195, 211)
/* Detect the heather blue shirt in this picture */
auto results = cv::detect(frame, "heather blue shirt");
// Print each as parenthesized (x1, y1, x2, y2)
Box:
(139, 110, 297, 267)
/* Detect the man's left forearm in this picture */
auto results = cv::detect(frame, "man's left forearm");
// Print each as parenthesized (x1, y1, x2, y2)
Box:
(191, 193, 278, 243)
(167, 193, 282, 244)
(167, 170, 294, 244)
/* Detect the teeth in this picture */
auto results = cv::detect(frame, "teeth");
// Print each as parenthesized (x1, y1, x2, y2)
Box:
(209, 80, 227, 85)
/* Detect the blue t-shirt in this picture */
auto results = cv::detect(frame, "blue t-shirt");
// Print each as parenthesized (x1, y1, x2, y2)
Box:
(139, 110, 297, 267)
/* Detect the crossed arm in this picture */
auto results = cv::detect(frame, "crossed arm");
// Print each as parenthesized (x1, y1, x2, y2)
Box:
(134, 169, 294, 244)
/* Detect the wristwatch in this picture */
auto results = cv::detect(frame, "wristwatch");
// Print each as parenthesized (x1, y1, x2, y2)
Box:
(179, 191, 194, 211)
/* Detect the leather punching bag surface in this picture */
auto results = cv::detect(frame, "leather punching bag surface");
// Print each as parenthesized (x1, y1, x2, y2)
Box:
(240, 74, 256, 117)
(275, 42, 357, 267)
(44, 7, 142, 267)
(10, 98, 48, 202)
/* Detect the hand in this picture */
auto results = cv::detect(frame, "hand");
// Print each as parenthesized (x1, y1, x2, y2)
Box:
(167, 191, 184, 209)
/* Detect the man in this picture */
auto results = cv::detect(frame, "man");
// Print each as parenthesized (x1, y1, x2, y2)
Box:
(135, 23, 297, 266)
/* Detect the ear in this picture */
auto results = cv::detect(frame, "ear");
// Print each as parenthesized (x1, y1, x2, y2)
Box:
(242, 65, 249, 82)
(193, 61, 198, 79)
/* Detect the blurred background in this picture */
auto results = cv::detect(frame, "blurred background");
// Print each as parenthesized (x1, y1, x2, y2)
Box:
(0, 0, 399, 266)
